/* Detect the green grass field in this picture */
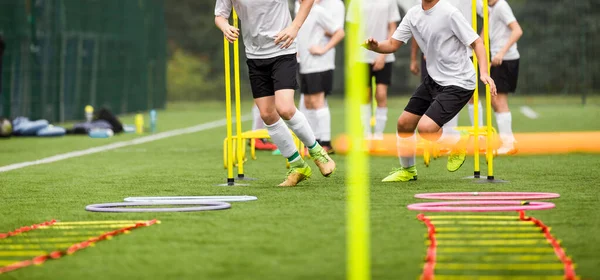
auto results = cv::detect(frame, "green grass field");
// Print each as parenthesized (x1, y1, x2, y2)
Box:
(1, 96, 599, 279)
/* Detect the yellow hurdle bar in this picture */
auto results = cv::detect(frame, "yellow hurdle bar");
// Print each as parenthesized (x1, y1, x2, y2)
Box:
(53, 221, 147, 225)
(436, 247, 556, 254)
(482, 0, 494, 179)
(0, 260, 18, 266)
(471, 0, 481, 178)
(40, 225, 136, 230)
(346, 1, 370, 279)
(23, 231, 107, 236)
(425, 215, 520, 220)
(224, 30, 234, 185)
(0, 251, 47, 257)
(435, 226, 547, 232)
(430, 233, 547, 239)
(435, 254, 560, 262)
(233, 9, 245, 179)
(428, 239, 553, 246)
(431, 220, 534, 225)
(0, 237, 95, 243)
(435, 263, 566, 271)
(0, 244, 75, 250)
(431, 275, 578, 280)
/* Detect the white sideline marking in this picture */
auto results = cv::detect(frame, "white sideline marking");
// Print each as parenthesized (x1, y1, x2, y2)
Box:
(519, 106, 539, 119)
(0, 115, 251, 173)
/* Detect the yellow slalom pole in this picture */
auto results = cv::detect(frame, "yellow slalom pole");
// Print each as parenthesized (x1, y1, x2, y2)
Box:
(346, 1, 370, 280)
(224, 35, 234, 185)
(483, 0, 494, 179)
(233, 10, 245, 179)
(370, 77, 376, 131)
(472, 0, 481, 178)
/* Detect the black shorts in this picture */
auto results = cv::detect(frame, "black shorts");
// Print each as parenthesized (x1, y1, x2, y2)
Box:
(404, 75, 474, 127)
(420, 54, 428, 82)
(246, 54, 298, 99)
(367, 62, 393, 86)
(300, 70, 333, 95)
(491, 59, 519, 93)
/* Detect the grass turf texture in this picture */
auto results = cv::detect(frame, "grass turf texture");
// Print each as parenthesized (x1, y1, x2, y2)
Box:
(0, 96, 599, 279)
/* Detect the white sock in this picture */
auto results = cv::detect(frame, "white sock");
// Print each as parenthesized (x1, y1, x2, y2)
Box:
(445, 114, 459, 128)
(361, 104, 372, 137)
(284, 110, 317, 148)
(315, 107, 331, 142)
(252, 104, 264, 130)
(266, 118, 297, 158)
(305, 109, 318, 139)
(298, 94, 306, 112)
(397, 133, 416, 168)
(468, 101, 484, 127)
(437, 126, 461, 146)
(495, 112, 515, 145)
(375, 107, 388, 137)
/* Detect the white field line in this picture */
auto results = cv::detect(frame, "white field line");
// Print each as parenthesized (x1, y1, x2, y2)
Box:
(519, 106, 539, 119)
(0, 115, 251, 173)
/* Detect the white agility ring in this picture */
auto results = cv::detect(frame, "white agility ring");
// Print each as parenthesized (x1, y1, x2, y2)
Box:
(123, 196, 258, 203)
(85, 201, 231, 213)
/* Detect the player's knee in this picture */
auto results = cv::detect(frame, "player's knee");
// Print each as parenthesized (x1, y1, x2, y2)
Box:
(260, 109, 279, 125)
(397, 118, 417, 133)
(416, 122, 439, 140)
(276, 105, 296, 120)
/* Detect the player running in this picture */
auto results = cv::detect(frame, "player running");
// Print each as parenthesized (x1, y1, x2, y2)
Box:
(347, 0, 401, 140)
(486, 0, 523, 155)
(215, 0, 336, 186)
(296, 0, 345, 153)
(364, 0, 497, 182)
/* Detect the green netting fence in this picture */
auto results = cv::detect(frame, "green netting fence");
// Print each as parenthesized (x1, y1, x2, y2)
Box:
(0, 0, 167, 122)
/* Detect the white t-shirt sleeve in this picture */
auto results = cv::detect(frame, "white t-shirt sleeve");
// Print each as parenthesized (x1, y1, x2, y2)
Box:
(388, 0, 402, 23)
(391, 12, 412, 43)
(334, 1, 346, 29)
(498, 2, 517, 26)
(450, 10, 479, 46)
(214, 0, 232, 18)
(317, 9, 342, 34)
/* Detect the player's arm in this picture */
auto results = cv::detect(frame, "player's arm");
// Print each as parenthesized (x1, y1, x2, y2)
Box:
(492, 21, 522, 66)
(471, 38, 497, 96)
(364, 37, 404, 54)
(275, 0, 315, 48)
(310, 28, 345, 55)
(373, 21, 398, 69)
(215, 16, 239, 43)
(214, 0, 239, 43)
(410, 38, 420, 75)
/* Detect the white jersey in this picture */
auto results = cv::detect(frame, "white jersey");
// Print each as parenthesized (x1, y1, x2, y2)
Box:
(416, 0, 482, 56)
(297, 5, 342, 74)
(215, 0, 296, 59)
(415, 0, 482, 27)
(347, 0, 401, 63)
(393, 1, 479, 89)
(489, 0, 520, 60)
(295, 0, 345, 71)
